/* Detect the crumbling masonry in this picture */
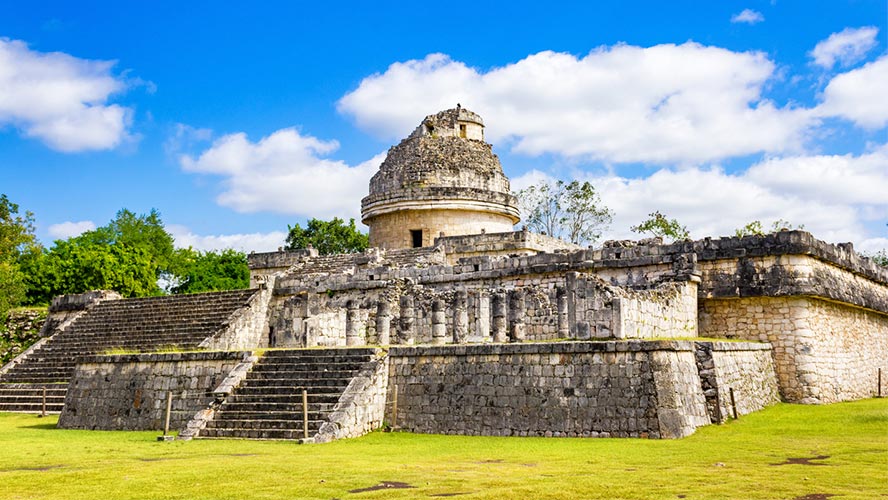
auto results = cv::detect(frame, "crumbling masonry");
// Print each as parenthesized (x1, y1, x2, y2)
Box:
(1, 107, 885, 441)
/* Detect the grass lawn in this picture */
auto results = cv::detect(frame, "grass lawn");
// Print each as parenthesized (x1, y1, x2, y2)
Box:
(0, 399, 886, 500)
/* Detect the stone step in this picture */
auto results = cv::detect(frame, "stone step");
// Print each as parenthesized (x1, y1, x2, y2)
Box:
(0, 403, 64, 413)
(197, 428, 313, 440)
(215, 399, 339, 412)
(211, 410, 331, 421)
(250, 362, 367, 373)
(238, 378, 353, 389)
(204, 418, 325, 431)
(250, 369, 361, 380)
(224, 389, 344, 403)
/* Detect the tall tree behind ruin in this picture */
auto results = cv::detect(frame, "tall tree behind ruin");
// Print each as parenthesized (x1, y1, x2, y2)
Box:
(515, 180, 613, 246)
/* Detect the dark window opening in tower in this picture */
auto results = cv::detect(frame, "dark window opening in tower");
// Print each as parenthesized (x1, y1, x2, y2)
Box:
(426, 124, 434, 135)
(459, 124, 467, 138)
(411, 229, 423, 248)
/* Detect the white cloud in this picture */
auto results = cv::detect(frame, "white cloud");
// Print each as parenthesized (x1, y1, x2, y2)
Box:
(550, 144, 888, 247)
(168, 224, 287, 253)
(810, 26, 879, 69)
(731, 9, 765, 25)
(164, 123, 212, 156)
(0, 38, 133, 152)
(859, 237, 888, 255)
(180, 127, 384, 219)
(818, 55, 888, 129)
(745, 146, 888, 206)
(47, 220, 95, 240)
(585, 167, 861, 244)
(339, 46, 816, 164)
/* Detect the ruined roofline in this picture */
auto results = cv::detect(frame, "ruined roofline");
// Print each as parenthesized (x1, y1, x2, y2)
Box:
(597, 230, 887, 285)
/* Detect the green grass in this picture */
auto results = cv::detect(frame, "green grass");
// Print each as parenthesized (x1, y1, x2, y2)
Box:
(0, 400, 886, 499)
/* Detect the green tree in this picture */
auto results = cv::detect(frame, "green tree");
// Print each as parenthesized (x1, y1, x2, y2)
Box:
(169, 248, 250, 294)
(285, 218, 369, 255)
(515, 180, 613, 245)
(22, 208, 175, 304)
(735, 219, 805, 237)
(630, 211, 690, 242)
(0, 195, 39, 319)
(871, 250, 888, 267)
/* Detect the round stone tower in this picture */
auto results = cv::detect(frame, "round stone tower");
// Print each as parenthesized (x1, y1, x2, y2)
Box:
(361, 106, 520, 249)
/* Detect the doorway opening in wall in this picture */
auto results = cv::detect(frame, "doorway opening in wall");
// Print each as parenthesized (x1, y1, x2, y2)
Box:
(459, 124, 467, 138)
(411, 229, 423, 248)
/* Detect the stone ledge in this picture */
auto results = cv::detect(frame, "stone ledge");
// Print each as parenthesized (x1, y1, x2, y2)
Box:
(388, 340, 699, 357)
(696, 341, 773, 352)
(76, 351, 251, 364)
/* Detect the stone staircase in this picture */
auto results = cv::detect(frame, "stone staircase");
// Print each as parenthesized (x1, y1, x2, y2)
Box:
(0, 289, 258, 413)
(198, 348, 376, 440)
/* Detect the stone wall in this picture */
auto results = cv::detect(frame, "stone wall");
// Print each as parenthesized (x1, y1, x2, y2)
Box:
(699, 296, 888, 403)
(694, 341, 779, 422)
(366, 208, 516, 250)
(436, 230, 580, 264)
(387, 341, 710, 439)
(314, 355, 389, 443)
(201, 285, 272, 350)
(58, 351, 250, 431)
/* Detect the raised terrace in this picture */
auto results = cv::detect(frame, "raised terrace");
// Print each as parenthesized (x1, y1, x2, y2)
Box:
(0, 289, 259, 413)
(3, 106, 886, 443)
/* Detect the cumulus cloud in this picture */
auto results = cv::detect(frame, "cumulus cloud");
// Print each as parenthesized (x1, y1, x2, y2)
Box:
(180, 127, 385, 219)
(0, 38, 133, 151)
(47, 220, 96, 240)
(817, 55, 888, 129)
(510, 143, 888, 246)
(810, 26, 879, 69)
(731, 9, 765, 25)
(167, 225, 286, 253)
(338, 46, 815, 164)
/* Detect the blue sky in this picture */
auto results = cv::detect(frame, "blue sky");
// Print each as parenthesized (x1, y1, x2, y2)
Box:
(1, 1, 886, 253)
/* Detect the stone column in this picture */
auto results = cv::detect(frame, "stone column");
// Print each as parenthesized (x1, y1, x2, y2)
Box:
(345, 300, 361, 346)
(399, 295, 415, 345)
(509, 289, 526, 342)
(476, 293, 490, 340)
(556, 287, 570, 338)
(431, 299, 447, 345)
(453, 290, 468, 344)
(376, 300, 391, 345)
(492, 292, 507, 343)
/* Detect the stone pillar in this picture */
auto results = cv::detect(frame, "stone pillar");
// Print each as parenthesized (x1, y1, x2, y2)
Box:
(556, 287, 569, 338)
(453, 290, 468, 344)
(399, 295, 415, 345)
(431, 299, 447, 345)
(476, 293, 490, 340)
(509, 290, 526, 342)
(376, 300, 391, 345)
(345, 300, 361, 346)
(492, 292, 507, 343)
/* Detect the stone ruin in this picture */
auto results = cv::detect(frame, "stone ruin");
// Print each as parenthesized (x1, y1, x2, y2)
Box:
(0, 107, 885, 441)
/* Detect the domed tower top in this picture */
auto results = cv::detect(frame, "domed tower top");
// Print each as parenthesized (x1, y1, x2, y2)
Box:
(361, 106, 520, 249)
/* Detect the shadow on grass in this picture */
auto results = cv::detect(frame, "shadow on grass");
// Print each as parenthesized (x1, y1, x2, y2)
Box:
(20, 422, 59, 430)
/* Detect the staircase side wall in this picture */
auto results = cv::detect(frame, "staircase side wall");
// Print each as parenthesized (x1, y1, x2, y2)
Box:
(314, 354, 389, 443)
(58, 351, 249, 431)
(705, 342, 780, 421)
(201, 288, 271, 350)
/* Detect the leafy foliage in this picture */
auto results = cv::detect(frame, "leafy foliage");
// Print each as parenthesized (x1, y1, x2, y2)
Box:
(285, 217, 368, 255)
(22, 209, 178, 304)
(735, 219, 806, 237)
(0, 195, 39, 320)
(870, 250, 888, 267)
(515, 180, 613, 245)
(169, 248, 250, 294)
(630, 211, 689, 242)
